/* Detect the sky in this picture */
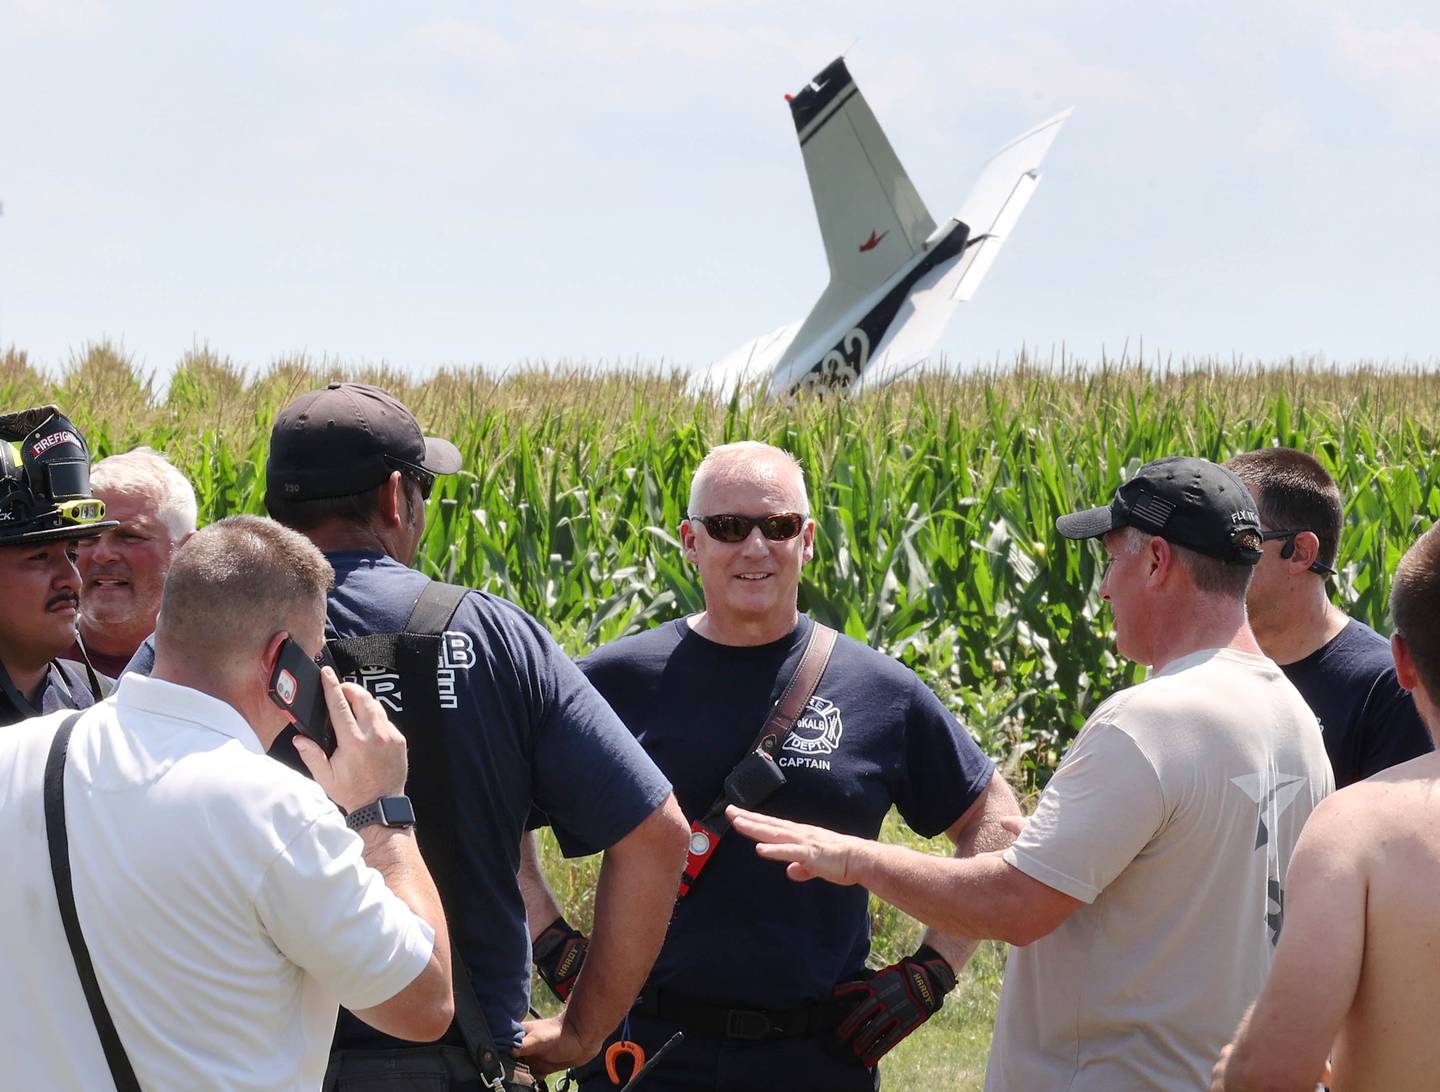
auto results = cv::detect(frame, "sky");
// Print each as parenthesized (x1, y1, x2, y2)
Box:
(3, 0, 1439, 380)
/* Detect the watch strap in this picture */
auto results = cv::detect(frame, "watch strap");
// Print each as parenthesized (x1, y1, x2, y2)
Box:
(346, 794, 415, 831)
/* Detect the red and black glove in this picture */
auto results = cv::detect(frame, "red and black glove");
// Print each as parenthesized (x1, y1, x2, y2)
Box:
(831, 944, 957, 1066)
(532, 915, 590, 1003)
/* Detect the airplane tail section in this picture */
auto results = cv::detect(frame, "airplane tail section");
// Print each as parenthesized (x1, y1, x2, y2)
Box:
(789, 58, 937, 299)
(699, 57, 1071, 400)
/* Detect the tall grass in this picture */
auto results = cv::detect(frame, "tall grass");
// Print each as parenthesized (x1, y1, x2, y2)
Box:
(13, 342, 1435, 1089)
(10, 340, 1438, 782)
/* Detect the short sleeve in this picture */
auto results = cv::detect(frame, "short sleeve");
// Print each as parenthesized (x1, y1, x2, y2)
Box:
(255, 813, 436, 1011)
(1357, 672, 1434, 780)
(892, 681, 996, 838)
(1003, 721, 1166, 904)
(523, 625, 673, 858)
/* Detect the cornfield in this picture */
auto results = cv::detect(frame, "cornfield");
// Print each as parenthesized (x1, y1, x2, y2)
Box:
(7, 341, 1438, 786)
(9, 341, 1438, 1087)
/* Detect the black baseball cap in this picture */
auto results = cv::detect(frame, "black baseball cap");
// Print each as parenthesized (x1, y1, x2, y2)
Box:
(1056, 456, 1263, 565)
(266, 383, 462, 503)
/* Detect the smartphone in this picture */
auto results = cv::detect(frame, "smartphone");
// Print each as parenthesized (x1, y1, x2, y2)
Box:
(266, 638, 336, 756)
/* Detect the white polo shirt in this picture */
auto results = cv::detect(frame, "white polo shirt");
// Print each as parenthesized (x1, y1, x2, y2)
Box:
(0, 674, 436, 1091)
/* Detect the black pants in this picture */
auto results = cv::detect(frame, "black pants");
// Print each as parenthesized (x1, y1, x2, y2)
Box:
(324, 1046, 538, 1091)
(568, 1010, 879, 1092)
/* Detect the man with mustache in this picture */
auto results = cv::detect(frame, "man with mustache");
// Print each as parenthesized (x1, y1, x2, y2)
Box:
(68, 448, 197, 677)
(0, 406, 118, 727)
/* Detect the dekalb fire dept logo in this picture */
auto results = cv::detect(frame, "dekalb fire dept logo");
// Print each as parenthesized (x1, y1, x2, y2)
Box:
(783, 695, 844, 757)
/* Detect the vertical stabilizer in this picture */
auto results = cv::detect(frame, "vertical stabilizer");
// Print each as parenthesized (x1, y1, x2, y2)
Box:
(789, 59, 937, 297)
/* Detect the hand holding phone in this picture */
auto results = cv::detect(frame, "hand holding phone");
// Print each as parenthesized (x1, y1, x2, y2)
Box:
(288, 658, 410, 815)
(267, 638, 336, 756)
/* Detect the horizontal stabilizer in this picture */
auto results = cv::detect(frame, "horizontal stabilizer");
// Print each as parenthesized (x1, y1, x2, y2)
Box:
(946, 108, 1070, 302)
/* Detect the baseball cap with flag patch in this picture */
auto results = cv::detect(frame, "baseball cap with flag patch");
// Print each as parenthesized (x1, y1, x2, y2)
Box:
(1056, 455, 1263, 565)
(0, 405, 118, 545)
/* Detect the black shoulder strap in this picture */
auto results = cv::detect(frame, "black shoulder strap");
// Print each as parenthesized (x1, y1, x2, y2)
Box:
(58, 658, 112, 702)
(407, 580, 471, 637)
(401, 582, 508, 1088)
(67, 633, 113, 702)
(44, 711, 143, 1092)
(390, 581, 471, 906)
(326, 581, 507, 1087)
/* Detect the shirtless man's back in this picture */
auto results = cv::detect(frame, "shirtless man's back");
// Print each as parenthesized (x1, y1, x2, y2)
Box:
(1213, 522, 1440, 1091)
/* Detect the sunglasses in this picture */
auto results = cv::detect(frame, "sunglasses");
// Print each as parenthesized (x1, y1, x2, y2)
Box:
(1260, 529, 1336, 577)
(688, 512, 806, 543)
(385, 456, 436, 501)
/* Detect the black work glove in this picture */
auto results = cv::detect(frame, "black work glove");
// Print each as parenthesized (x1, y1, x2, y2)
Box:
(830, 944, 957, 1066)
(532, 915, 589, 1003)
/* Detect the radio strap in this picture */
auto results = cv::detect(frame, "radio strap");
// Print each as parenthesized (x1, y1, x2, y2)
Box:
(678, 621, 837, 897)
(44, 710, 143, 1092)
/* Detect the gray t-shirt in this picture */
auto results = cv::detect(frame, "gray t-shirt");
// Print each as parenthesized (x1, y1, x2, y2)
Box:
(985, 648, 1334, 1091)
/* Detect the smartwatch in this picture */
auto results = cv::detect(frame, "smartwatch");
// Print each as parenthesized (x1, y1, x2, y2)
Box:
(345, 795, 417, 832)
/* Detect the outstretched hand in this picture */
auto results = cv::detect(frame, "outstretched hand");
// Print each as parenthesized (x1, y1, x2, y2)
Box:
(725, 806, 867, 886)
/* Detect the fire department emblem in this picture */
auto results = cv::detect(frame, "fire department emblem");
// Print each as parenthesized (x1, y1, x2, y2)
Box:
(783, 695, 844, 756)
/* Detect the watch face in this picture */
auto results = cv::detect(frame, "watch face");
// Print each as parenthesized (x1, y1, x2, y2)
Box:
(377, 795, 415, 826)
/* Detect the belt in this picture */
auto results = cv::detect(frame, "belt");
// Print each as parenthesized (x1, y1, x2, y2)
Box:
(325, 1046, 538, 1090)
(633, 990, 835, 1042)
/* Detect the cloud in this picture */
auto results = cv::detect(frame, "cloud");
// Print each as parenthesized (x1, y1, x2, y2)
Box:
(527, 17, 935, 115)
(953, 34, 1196, 118)
(856, 53, 939, 119)
(1245, 103, 1307, 153)
(1330, 8, 1440, 130)
(30, 182, 102, 218)
(533, 16, 846, 72)
(415, 17, 518, 65)
(16, 0, 105, 34)
(330, 90, 456, 155)
(579, 0, 765, 13)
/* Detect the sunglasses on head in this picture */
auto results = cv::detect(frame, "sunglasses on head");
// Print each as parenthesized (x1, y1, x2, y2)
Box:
(689, 512, 806, 543)
(1260, 529, 1336, 577)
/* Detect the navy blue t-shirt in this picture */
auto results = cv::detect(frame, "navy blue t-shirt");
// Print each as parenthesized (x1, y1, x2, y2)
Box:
(579, 614, 995, 1010)
(1282, 617, 1433, 788)
(128, 551, 672, 1051)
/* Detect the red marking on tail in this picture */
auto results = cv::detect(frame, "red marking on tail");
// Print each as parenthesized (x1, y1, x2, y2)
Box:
(859, 230, 889, 252)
